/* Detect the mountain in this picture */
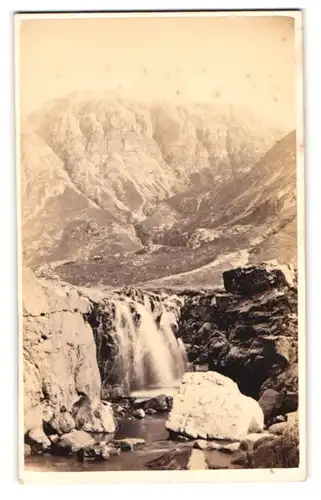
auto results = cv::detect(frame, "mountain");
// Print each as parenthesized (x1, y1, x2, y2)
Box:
(139, 130, 297, 287)
(19, 92, 296, 287)
(139, 130, 297, 255)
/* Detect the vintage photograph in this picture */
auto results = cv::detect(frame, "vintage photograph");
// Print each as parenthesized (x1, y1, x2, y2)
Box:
(16, 11, 305, 481)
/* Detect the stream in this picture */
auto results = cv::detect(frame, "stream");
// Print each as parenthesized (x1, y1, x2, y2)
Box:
(25, 416, 239, 472)
(24, 388, 239, 472)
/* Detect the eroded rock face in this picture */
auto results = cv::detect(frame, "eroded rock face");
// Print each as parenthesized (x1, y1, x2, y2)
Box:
(166, 372, 264, 440)
(22, 266, 114, 437)
(178, 262, 298, 404)
(48, 411, 76, 435)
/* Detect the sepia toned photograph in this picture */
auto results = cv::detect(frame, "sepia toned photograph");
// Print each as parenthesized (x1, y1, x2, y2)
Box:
(15, 10, 305, 483)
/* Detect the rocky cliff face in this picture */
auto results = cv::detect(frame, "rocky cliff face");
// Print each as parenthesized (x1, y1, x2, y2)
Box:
(22, 266, 115, 435)
(22, 267, 185, 431)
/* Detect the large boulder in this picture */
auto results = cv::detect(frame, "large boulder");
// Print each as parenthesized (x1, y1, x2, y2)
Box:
(223, 262, 295, 296)
(165, 372, 264, 440)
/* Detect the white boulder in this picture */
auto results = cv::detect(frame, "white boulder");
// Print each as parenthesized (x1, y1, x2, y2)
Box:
(166, 372, 264, 440)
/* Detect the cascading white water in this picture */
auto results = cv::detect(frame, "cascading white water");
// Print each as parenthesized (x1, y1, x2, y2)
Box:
(113, 296, 187, 391)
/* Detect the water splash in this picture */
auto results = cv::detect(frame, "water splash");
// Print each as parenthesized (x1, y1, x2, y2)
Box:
(113, 296, 187, 391)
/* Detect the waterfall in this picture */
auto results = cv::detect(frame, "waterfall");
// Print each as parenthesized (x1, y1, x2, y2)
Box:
(113, 296, 187, 391)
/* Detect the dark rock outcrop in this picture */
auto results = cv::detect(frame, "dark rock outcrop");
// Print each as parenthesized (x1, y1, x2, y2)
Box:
(178, 262, 298, 404)
(134, 394, 173, 412)
(258, 389, 285, 425)
(222, 264, 292, 296)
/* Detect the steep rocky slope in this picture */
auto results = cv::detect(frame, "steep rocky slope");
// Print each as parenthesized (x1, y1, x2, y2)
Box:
(20, 92, 286, 285)
(52, 130, 297, 288)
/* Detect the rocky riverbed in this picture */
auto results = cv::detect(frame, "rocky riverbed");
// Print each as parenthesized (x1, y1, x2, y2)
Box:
(22, 261, 299, 471)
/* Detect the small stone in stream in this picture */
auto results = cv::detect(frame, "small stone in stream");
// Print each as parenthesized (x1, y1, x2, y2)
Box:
(268, 422, 287, 435)
(137, 394, 172, 412)
(194, 440, 208, 450)
(275, 415, 286, 423)
(24, 444, 32, 456)
(49, 434, 60, 445)
(194, 440, 221, 450)
(145, 395, 168, 411)
(114, 405, 125, 416)
(176, 435, 189, 442)
(242, 432, 272, 444)
(187, 449, 208, 470)
(208, 441, 223, 450)
(112, 438, 145, 452)
(145, 408, 157, 415)
(133, 408, 145, 419)
(146, 448, 190, 470)
(219, 442, 240, 454)
(54, 430, 95, 455)
(77, 443, 111, 462)
(26, 428, 51, 453)
(105, 445, 121, 457)
(231, 449, 248, 467)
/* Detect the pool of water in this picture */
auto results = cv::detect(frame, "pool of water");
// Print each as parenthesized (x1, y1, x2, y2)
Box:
(24, 412, 239, 472)
(24, 413, 187, 472)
